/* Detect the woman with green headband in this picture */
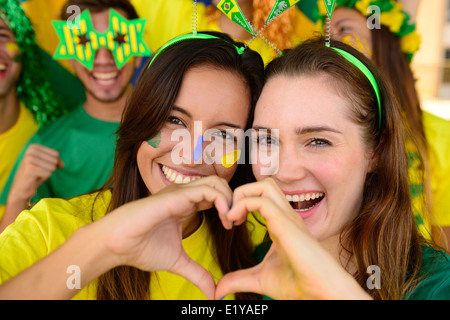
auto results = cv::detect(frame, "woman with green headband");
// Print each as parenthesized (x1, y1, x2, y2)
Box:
(0, 31, 266, 300)
(323, 0, 450, 249)
(215, 39, 450, 300)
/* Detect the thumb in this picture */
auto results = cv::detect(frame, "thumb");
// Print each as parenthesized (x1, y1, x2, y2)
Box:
(57, 158, 65, 169)
(215, 266, 262, 300)
(171, 252, 216, 300)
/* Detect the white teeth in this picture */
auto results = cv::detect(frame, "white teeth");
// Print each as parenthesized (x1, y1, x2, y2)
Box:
(0, 64, 6, 71)
(161, 165, 200, 184)
(285, 192, 324, 203)
(93, 72, 118, 80)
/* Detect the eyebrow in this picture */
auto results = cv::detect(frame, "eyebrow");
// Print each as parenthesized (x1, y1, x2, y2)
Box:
(172, 106, 242, 129)
(295, 126, 343, 135)
(172, 105, 192, 119)
(214, 122, 242, 129)
(0, 26, 12, 33)
(252, 125, 342, 135)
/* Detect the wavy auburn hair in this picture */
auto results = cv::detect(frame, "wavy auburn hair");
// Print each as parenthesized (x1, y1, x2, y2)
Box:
(264, 39, 425, 299)
(95, 31, 265, 300)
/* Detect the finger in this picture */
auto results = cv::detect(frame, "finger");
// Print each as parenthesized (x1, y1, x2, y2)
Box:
(24, 150, 61, 171)
(26, 144, 60, 160)
(233, 178, 287, 210)
(215, 266, 263, 300)
(171, 252, 217, 300)
(57, 158, 65, 168)
(187, 176, 233, 207)
(226, 196, 301, 239)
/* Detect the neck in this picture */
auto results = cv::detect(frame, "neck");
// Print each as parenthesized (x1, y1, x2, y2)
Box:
(320, 233, 356, 274)
(83, 85, 132, 122)
(0, 89, 20, 134)
(182, 213, 202, 239)
(218, 0, 254, 40)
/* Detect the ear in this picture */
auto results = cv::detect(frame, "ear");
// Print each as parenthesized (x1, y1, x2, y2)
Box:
(367, 150, 379, 173)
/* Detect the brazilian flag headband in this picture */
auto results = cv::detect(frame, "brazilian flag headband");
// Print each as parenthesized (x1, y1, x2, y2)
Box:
(52, 8, 151, 70)
(215, 0, 382, 128)
(146, 1, 245, 70)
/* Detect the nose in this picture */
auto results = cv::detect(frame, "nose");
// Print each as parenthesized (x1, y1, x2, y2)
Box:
(172, 129, 207, 166)
(93, 47, 115, 66)
(274, 147, 308, 184)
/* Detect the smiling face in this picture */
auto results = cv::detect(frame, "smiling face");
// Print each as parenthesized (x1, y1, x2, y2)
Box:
(0, 16, 21, 99)
(136, 64, 250, 195)
(69, 9, 140, 103)
(252, 74, 374, 241)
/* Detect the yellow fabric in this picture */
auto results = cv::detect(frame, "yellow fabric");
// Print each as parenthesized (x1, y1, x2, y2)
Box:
(131, 0, 317, 65)
(0, 190, 267, 300)
(0, 103, 38, 220)
(423, 111, 450, 227)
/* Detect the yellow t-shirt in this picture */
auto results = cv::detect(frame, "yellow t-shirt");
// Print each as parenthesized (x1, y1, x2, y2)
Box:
(423, 111, 450, 227)
(0, 190, 267, 300)
(131, 0, 317, 65)
(0, 104, 38, 221)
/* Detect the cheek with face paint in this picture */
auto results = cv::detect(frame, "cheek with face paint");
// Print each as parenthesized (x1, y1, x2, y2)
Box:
(147, 131, 161, 148)
(0, 41, 20, 62)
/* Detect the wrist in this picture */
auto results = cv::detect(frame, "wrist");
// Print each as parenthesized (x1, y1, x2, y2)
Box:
(69, 223, 123, 285)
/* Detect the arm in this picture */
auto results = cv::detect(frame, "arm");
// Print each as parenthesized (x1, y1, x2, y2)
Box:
(0, 144, 63, 232)
(0, 176, 233, 300)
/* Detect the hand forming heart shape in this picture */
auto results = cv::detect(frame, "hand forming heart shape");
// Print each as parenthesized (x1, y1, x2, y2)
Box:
(101, 176, 369, 300)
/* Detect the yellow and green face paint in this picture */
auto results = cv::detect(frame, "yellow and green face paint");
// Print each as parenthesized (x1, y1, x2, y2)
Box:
(52, 8, 150, 70)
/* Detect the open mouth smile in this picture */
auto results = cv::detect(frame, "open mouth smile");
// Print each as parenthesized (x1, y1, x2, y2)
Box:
(160, 164, 202, 184)
(285, 192, 325, 212)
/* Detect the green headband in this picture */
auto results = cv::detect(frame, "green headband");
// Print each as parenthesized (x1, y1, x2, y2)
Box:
(146, 33, 245, 70)
(332, 47, 382, 128)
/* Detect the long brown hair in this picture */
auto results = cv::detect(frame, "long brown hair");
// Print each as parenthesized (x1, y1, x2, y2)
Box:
(95, 31, 265, 299)
(371, 25, 432, 233)
(264, 39, 424, 299)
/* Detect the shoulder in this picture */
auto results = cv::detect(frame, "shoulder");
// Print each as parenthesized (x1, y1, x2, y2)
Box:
(32, 105, 83, 141)
(0, 191, 110, 285)
(29, 190, 112, 224)
(406, 245, 450, 300)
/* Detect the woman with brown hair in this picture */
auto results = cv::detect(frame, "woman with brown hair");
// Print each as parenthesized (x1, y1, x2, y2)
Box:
(215, 39, 450, 300)
(322, 0, 450, 248)
(0, 31, 266, 300)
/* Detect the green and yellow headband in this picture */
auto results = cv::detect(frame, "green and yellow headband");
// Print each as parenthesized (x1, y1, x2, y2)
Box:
(52, 8, 151, 70)
(317, 0, 421, 60)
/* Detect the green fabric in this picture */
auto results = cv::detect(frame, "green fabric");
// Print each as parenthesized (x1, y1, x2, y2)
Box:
(254, 241, 450, 300)
(0, 105, 119, 205)
(406, 246, 450, 300)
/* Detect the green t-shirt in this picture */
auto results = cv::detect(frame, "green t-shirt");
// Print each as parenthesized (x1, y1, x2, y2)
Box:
(0, 105, 119, 205)
(254, 242, 450, 300)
